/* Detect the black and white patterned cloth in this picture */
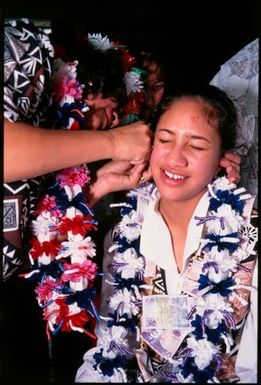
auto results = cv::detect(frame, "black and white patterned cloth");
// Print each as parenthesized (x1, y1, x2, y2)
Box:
(3, 19, 54, 280)
(210, 38, 259, 208)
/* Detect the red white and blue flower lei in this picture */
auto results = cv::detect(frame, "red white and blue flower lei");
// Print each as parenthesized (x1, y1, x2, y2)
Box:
(22, 34, 145, 342)
(90, 176, 256, 382)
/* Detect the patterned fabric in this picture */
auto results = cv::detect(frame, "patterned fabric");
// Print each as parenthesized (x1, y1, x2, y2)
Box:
(210, 38, 259, 208)
(75, 179, 258, 383)
(3, 19, 54, 280)
(141, 245, 256, 382)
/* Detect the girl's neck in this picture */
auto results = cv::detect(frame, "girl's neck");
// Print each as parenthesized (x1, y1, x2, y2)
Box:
(158, 190, 207, 273)
(158, 191, 206, 229)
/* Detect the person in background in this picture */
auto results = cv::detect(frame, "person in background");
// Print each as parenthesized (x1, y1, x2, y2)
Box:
(75, 83, 257, 383)
(137, 51, 166, 123)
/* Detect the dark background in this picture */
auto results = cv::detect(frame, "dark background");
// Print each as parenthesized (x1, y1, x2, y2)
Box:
(3, 0, 260, 83)
(1, 1, 260, 384)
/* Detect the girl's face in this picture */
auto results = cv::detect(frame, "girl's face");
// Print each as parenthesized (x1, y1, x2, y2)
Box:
(84, 93, 120, 130)
(150, 98, 222, 205)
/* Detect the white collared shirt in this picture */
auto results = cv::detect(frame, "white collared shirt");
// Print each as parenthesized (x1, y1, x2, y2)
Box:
(75, 190, 257, 383)
(140, 192, 257, 383)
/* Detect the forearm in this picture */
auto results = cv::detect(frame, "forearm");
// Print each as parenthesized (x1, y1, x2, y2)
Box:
(4, 120, 114, 182)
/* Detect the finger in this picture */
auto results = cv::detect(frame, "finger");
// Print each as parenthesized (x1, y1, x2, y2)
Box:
(228, 176, 237, 184)
(128, 164, 147, 187)
(141, 167, 153, 182)
(220, 158, 240, 172)
(224, 152, 241, 165)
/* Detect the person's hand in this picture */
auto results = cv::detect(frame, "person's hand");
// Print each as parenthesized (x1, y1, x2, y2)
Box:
(108, 121, 153, 162)
(87, 160, 150, 206)
(220, 152, 241, 183)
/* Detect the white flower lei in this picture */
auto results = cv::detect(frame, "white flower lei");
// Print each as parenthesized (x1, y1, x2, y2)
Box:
(91, 177, 256, 382)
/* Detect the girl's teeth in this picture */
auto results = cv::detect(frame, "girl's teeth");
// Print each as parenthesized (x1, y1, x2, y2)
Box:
(165, 171, 185, 180)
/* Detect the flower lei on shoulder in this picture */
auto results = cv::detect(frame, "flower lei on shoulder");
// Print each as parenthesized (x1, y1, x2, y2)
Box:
(21, 34, 145, 342)
(91, 176, 256, 383)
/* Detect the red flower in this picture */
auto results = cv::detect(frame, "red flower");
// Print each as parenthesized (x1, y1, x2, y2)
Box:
(30, 238, 61, 260)
(52, 299, 96, 338)
(34, 194, 62, 217)
(123, 91, 145, 115)
(58, 215, 97, 237)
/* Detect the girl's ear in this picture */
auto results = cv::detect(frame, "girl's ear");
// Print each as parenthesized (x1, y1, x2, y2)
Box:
(214, 164, 224, 179)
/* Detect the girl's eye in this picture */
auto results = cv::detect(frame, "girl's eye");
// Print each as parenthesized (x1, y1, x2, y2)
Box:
(151, 82, 164, 91)
(159, 138, 170, 143)
(189, 144, 205, 150)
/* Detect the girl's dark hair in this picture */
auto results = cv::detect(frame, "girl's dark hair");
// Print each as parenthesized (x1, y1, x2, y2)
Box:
(75, 43, 127, 109)
(152, 82, 237, 153)
(51, 28, 127, 109)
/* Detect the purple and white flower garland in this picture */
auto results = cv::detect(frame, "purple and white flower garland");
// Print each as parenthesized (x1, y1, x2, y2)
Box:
(91, 176, 256, 382)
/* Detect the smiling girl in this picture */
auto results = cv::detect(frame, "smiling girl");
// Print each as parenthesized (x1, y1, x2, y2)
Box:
(75, 84, 257, 383)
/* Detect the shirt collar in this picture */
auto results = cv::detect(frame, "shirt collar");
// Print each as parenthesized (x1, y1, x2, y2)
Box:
(140, 191, 210, 273)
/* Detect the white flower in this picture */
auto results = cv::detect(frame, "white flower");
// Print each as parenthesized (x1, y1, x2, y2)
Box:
(205, 206, 244, 235)
(128, 182, 158, 205)
(98, 326, 130, 359)
(118, 210, 143, 242)
(187, 337, 220, 370)
(124, 71, 143, 94)
(196, 293, 234, 329)
(113, 248, 144, 279)
(58, 233, 96, 260)
(109, 288, 140, 317)
(211, 176, 236, 192)
(88, 33, 112, 51)
(202, 247, 238, 282)
(31, 211, 58, 242)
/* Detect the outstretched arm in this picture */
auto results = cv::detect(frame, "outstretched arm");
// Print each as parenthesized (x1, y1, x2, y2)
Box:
(4, 120, 152, 182)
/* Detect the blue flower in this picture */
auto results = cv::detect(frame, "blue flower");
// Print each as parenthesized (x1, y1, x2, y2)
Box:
(113, 235, 140, 254)
(55, 191, 93, 215)
(191, 314, 204, 340)
(181, 356, 216, 382)
(121, 197, 137, 215)
(207, 320, 227, 344)
(55, 102, 86, 128)
(93, 349, 127, 377)
(209, 189, 244, 215)
(107, 312, 138, 332)
(113, 274, 144, 290)
(66, 287, 96, 307)
(203, 232, 239, 252)
(198, 274, 235, 297)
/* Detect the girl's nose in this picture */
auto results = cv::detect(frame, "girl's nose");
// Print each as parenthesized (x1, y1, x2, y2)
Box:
(110, 111, 119, 128)
(165, 145, 188, 168)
